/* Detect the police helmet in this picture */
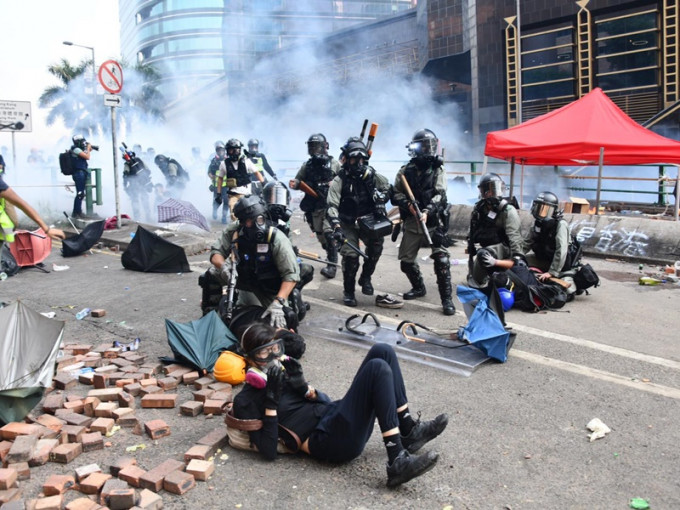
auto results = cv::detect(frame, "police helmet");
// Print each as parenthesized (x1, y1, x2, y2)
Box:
(306, 133, 328, 159)
(263, 181, 290, 208)
(478, 173, 505, 199)
(226, 139, 243, 161)
(530, 191, 559, 220)
(154, 154, 168, 166)
(343, 140, 369, 177)
(214, 140, 225, 151)
(247, 138, 259, 152)
(233, 195, 267, 223)
(406, 129, 438, 159)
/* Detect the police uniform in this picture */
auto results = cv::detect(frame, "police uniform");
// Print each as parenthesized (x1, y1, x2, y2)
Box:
(392, 159, 455, 314)
(524, 217, 570, 276)
(122, 155, 152, 222)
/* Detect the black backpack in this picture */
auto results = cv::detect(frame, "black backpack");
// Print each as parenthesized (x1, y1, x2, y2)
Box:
(59, 151, 74, 176)
(574, 263, 600, 293)
(506, 264, 568, 312)
(563, 235, 583, 271)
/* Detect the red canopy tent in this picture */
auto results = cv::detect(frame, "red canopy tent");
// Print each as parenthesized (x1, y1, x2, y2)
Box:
(484, 88, 680, 217)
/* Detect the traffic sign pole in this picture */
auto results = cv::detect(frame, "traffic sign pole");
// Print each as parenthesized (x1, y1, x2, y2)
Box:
(111, 106, 121, 229)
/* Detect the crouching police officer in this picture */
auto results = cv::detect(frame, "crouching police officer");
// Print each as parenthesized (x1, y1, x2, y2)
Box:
(208, 195, 301, 330)
(327, 139, 391, 307)
(392, 129, 455, 316)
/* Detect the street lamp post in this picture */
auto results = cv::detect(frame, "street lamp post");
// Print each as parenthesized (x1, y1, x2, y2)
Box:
(63, 41, 97, 131)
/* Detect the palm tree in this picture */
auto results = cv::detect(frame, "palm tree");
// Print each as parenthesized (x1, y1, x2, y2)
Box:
(118, 60, 166, 132)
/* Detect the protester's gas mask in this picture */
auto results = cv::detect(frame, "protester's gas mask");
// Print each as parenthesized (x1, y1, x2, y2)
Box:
(244, 338, 286, 388)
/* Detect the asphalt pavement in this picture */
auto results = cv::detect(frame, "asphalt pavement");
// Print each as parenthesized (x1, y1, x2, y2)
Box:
(1, 211, 679, 509)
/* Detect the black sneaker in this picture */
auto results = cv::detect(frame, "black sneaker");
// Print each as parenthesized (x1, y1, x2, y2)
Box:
(401, 413, 449, 454)
(376, 294, 403, 309)
(386, 450, 439, 487)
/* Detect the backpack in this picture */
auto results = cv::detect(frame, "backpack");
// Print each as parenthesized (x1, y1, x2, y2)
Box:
(506, 264, 568, 312)
(59, 151, 74, 176)
(574, 263, 600, 292)
(563, 235, 583, 271)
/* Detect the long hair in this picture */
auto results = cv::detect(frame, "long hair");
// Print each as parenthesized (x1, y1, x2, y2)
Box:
(239, 322, 277, 359)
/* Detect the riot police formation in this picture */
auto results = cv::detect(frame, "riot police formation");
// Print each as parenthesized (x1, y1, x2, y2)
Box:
(208, 141, 228, 222)
(247, 138, 277, 181)
(154, 154, 189, 198)
(290, 133, 341, 279)
(216, 139, 259, 222)
(121, 145, 153, 222)
(392, 129, 456, 316)
(326, 139, 391, 307)
(467, 173, 525, 287)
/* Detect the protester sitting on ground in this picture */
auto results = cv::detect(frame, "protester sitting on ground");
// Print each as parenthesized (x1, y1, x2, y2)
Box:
(0, 173, 65, 250)
(232, 322, 448, 487)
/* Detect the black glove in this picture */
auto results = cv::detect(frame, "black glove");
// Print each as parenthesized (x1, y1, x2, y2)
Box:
(333, 227, 345, 243)
(264, 365, 284, 410)
(209, 184, 216, 192)
(214, 194, 223, 205)
(282, 357, 307, 396)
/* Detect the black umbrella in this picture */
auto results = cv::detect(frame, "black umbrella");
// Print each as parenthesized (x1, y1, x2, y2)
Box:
(61, 214, 105, 257)
(122, 225, 191, 273)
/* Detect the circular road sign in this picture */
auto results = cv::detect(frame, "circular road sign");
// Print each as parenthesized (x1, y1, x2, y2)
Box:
(98, 60, 124, 94)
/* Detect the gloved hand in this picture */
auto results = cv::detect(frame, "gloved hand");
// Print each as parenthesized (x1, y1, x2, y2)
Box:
(282, 357, 307, 396)
(479, 250, 497, 268)
(209, 184, 216, 192)
(333, 227, 345, 243)
(214, 194, 223, 205)
(262, 299, 286, 329)
(264, 365, 284, 410)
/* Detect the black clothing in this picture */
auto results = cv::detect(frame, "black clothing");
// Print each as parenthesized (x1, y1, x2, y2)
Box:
(337, 168, 379, 224)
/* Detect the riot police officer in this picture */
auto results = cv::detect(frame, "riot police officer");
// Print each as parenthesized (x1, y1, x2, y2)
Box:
(327, 139, 391, 307)
(208, 141, 227, 221)
(290, 133, 340, 279)
(467, 173, 525, 286)
(121, 146, 153, 222)
(247, 138, 277, 180)
(154, 154, 188, 198)
(392, 129, 455, 316)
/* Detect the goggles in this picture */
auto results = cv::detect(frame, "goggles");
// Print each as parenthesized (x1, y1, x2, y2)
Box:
(247, 338, 285, 363)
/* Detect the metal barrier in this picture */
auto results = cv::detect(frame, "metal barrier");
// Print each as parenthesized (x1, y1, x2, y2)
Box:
(85, 168, 103, 216)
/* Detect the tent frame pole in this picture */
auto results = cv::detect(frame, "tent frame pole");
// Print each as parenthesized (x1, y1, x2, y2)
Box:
(595, 147, 604, 215)
(675, 166, 679, 221)
(509, 157, 515, 198)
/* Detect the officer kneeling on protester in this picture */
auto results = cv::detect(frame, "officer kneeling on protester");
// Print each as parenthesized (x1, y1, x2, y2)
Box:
(232, 322, 448, 487)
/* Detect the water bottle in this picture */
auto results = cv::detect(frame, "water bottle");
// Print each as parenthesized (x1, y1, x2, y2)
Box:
(75, 308, 91, 320)
(638, 277, 661, 286)
(0, 272, 7, 281)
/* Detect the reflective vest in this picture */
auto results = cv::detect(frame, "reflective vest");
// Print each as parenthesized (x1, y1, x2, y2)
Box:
(0, 198, 15, 243)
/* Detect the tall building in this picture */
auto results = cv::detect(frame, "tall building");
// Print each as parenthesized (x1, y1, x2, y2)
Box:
(119, 0, 416, 99)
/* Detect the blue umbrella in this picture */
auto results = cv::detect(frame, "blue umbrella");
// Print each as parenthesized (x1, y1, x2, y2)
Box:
(456, 286, 511, 363)
(164, 311, 238, 374)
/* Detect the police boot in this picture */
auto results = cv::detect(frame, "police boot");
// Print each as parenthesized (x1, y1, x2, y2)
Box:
(433, 254, 456, 316)
(320, 232, 338, 279)
(401, 261, 427, 300)
(358, 242, 383, 296)
(343, 256, 360, 307)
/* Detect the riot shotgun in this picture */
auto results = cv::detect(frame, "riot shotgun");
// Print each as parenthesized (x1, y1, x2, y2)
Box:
(399, 175, 433, 246)
(298, 180, 318, 198)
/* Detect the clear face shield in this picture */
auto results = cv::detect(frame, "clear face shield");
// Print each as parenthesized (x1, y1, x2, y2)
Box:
(480, 179, 505, 199)
(531, 201, 556, 220)
(307, 141, 326, 158)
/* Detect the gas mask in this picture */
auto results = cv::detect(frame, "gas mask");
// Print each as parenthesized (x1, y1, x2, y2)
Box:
(244, 338, 286, 388)
(242, 214, 269, 242)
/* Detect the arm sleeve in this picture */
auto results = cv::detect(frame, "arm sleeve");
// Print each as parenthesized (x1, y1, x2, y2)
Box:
(550, 221, 570, 276)
(425, 167, 448, 213)
(261, 154, 275, 178)
(325, 176, 342, 224)
(208, 225, 237, 261)
(273, 234, 301, 283)
(391, 167, 409, 208)
(233, 391, 279, 460)
(503, 207, 525, 256)
(294, 163, 307, 182)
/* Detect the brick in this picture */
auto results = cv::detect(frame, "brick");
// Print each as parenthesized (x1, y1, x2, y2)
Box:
(138, 385, 163, 397)
(117, 414, 139, 428)
(157, 377, 178, 391)
(141, 363, 163, 374)
(111, 358, 133, 368)
(92, 374, 109, 389)
(203, 399, 228, 415)
(183, 444, 213, 462)
(108, 488, 137, 510)
(90, 309, 106, 317)
(53, 372, 78, 390)
(0, 423, 44, 441)
(62, 413, 92, 428)
(192, 389, 214, 403)
(115, 378, 135, 388)
(163, 470, 195, 495)
(90, 418, 114, 435)
(134, 488, 163, 510)
(0, 488, 21, 505)
(109, 456, 137, 477)
(28, 438, 59, 466)
(56, 355, 79, 371)
(78, 372, 95, 385)
(79, 472, 112, 494)
(136, 367, 156, 379)
(43, 474, 76, 496)
(140, 394, 177, 409)
(118, 465, 146, 488)
(65, 497, 102, 510)
(107, 371, 129, 383)
(82, 397, 101, 417)
(74, 463, 102, 482)
(63, 400, 85, 414)
(182, 371, 200, 385)
(65, 344, 93, 355)
(6, 435, 39, 464)
(35, 414, 65, 433)
(117, 391, 135, 409)
(61, 425, 86, 443)
(65, 393, 84, 402)
(0, 468, 18, 490)
(112, 408, 135, 422)
(180, 400, 203, 417)
(162, 363, 183, 375)
(81, 358, 101, 369)
(49, 442, 82, 464)
(144, 420, 170, 440)
(185, 459, 214, 481)
(0, 441, 11, 462)
(5, 462, 29, 481)
(94, 402, 119, 418)
(103, 348, 121, 359)
(34, 494, 63, 510)
(92, 343, 112, 353)
(138, 378, 157, 388)
(99, 478, 129, 506)
(211, 389, 232, 401)
(166, 366, 192, 380)
(138, 459, 184, 492)
(193, 377, 214, 390)
(87, 388, 123, 402)
(122, 383, 141, 397)
(208, 381, 232, 392)
(81, 432, 104, 452)
(197, 428, 228, 450)
(42, 394, 65, 414)
(94, 364, 117, 374)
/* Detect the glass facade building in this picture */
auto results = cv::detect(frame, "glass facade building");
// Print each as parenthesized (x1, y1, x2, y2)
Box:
(119, 0, 416, 98)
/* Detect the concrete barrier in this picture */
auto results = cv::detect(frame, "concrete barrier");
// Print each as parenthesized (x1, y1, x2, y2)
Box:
(448, 204, 680, 265)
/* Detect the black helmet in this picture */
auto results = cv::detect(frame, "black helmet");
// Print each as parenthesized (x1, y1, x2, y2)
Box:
(215, 140, 225, 151)
(342, 140, 369, 178)
(247, 138, 259, 152)
(154, 154, 168, 166)
(233, 195, 267, 223)
(226, 139, 243, 161)
(530, 191, 559, 220)
(306, 133, 329, 160)
(478, 173, 505, 199)
(407, 129, 438, 159)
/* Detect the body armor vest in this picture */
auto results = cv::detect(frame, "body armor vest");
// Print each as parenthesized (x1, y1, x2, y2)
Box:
(234, 227, 281, 294)
(337, 169, 376, 224)
(530, 219, 559, 262)
(225, 158, 251, 187)
(469, 198, 511, 247)
(398, 163, 439, 225)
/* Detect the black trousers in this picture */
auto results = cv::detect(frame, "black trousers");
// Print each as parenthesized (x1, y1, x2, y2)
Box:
(307, 343, 408, 463)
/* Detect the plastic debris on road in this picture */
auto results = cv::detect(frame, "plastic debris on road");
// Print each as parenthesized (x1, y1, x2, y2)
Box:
(125, 443, 147, 452)
(41, 312, 57, 319)
(629, 498, 650, 509)
(586, 418, 611, 441)
(52, 263, 70, 271)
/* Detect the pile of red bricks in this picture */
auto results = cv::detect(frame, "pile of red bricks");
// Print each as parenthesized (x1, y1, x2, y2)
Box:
(0, 341, 235, 509)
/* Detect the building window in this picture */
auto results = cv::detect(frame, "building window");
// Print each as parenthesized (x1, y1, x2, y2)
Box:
(521, 25, 575, 102)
